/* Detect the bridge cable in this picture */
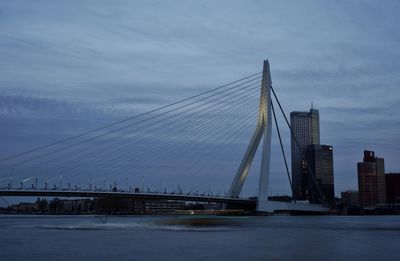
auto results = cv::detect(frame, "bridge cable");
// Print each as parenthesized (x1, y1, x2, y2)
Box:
(61, 94, 259, 185)
(270, 100, 294, 198)
(75, 87, 260, 175)
(7, 86, 260, 186)
(270, 85, 326, 203)
(3, 77, 261, 170)
(55, 82, 261, 174)
(6, 81, 260, 179)
(139, 101, 259, 190)
(56, 93, 259, 183)
(0, 72, 262, 163)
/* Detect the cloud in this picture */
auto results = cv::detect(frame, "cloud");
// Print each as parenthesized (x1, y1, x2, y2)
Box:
(0, 0, 399, 196)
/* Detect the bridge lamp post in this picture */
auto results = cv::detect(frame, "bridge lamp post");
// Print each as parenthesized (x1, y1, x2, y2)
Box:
(59, 174, 63, 190)
(9, 171, 13, 189)
(20, 177, 34, 190)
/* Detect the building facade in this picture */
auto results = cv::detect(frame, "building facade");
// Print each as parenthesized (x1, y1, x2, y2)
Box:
(357, 150, 386, 207)
(341, 190, 359, 206)
(386, 173, 400, 204)
(304, 144, 335, 203)
(290, 108, 320, 200)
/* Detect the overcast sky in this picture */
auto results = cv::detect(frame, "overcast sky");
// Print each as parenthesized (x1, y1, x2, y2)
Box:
(0, 1, 399, 198)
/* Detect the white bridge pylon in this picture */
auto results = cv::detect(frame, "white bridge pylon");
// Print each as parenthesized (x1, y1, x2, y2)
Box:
(228, 60, 327, 213)
(228, 60, 272, 202)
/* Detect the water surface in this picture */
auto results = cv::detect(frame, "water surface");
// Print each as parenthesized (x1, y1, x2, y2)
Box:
(0, 215, 399, 260)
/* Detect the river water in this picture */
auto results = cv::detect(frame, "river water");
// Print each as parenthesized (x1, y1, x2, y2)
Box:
(0, 215, 399, 260)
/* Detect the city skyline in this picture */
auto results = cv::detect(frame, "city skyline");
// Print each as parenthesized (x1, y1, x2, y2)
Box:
(0, 1, 400, 197)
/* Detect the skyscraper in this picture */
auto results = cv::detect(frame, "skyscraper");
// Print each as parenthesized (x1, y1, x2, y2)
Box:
(357, 150, 386, 207)
(290, 107, 320, 200)
(304, 144, 334, 203)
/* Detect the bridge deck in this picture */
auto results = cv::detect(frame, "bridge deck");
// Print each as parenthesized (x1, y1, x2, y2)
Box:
(0, 189, 256, 205)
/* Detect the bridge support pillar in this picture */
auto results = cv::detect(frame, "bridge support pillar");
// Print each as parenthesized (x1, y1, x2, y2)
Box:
(228, 60, 272, 200)
(228, 60, 272, 210)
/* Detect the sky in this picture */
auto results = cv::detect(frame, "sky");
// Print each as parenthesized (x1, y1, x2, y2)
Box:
(0, 0, 399, 199)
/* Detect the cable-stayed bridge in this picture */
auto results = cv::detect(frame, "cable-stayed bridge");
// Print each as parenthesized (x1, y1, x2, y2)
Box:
(0, 60, 327, 213)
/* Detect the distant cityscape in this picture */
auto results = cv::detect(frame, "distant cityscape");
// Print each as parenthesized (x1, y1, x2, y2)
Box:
(290, 106, 400, 214)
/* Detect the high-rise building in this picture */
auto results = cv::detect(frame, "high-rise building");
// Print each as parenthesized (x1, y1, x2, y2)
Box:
(385, 173, 400, 204)
(304, 144, 335, 203)
(357, 150, 386, 207)
(290, 107, 320, 200)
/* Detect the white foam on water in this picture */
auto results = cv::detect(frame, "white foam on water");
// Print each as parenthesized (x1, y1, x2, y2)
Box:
(30, 222, 236, 232)
(34, 222, 147, 231)
(1, 218, 238, 232)
(145, 222, 237, 232)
